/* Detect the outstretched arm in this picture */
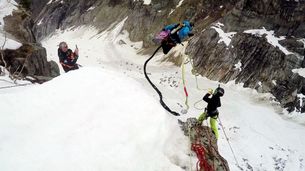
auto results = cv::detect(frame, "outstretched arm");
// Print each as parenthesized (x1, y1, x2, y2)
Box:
(203, 93, 211, 103)
(163, 23, 180, 31)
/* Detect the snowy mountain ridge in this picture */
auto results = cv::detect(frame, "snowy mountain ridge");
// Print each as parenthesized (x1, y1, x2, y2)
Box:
(0, 67, 189, 171)
(25, 0, 305, 113)
(0, 0, 305, 171)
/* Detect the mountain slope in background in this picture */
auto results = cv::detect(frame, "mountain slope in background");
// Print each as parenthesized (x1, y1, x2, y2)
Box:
(28, 0, 305, 113)
(39, 20, 305, 171)
(1, 0, 305, 171)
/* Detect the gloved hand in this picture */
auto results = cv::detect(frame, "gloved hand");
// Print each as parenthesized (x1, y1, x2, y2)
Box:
(74, 45, 79, 55)
(208, 88, 213, 95)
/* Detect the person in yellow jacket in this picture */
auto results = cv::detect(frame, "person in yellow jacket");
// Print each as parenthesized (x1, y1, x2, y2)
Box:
(198, 87, 224, 139)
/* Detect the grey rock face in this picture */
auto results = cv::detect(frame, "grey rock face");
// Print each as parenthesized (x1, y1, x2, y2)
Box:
(186, 0, 305, 113)
(23, 45, 60, 77)
(32, 0, 128, 41)
(179, 118, 230, 171)
(223, 0, 305, 37)
(3, 10, 36, 43)
(1, 44, 60, 79)
(1, 9, 60, 81)
(187, 29, 305, 112)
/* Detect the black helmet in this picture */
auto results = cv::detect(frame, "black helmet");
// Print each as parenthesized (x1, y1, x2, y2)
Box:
(214, 87, 224, 97)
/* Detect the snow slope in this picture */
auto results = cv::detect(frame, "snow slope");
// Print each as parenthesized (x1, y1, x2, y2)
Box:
(40, 19, 305, 171)
(293, 68, 305, 78)
(1, 17, 304, 171)
(0, 67, 188, 171)
(211, 22, 237, 47)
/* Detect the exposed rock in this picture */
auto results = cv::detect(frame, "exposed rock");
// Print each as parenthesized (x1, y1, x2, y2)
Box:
(279, 38, 304, 55)
(1, 6, 60, 81)
(32, 0, 129, 41)
(3, 10, 36, 43)
(179, 118, 230, 171)
(1, 44, 60, 80)
(31, 0, 239, 46)
(186, 0, 305, 112)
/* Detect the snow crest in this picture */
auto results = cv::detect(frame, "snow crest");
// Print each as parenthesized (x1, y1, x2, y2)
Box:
(0, 67, 186, 171)
(244, 28, 293, 55)
(211, 22, 237, 47)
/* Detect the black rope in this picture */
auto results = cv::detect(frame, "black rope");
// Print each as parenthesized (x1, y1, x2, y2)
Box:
(143, 45, 180, 116)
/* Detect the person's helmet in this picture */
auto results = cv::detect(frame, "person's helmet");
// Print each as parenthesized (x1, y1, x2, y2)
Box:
(59, 41, 68, 49)
(214, 87, 225, 97)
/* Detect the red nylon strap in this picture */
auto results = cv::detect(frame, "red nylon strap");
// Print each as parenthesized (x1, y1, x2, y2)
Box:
(184, 86, 188, 97)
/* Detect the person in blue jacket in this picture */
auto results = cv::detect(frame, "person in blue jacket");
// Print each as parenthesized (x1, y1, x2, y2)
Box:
(161, 20, 194, 54)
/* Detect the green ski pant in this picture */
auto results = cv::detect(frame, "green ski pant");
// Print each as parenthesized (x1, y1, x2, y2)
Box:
(198, 112, 219, 139)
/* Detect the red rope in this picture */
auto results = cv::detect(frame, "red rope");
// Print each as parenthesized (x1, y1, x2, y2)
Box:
(191, 143, 214, 171)
(184, 86, 188, 97)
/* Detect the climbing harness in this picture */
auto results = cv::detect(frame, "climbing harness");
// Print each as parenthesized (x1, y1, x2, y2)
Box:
(143, 45, 180, 116)
(218, 116, 240, 167)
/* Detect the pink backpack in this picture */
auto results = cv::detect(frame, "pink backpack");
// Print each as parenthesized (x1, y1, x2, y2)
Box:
(153, 30, 170, 44)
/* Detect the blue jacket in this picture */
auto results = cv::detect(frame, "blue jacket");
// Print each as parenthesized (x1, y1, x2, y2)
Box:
(163, 20, 193, 41)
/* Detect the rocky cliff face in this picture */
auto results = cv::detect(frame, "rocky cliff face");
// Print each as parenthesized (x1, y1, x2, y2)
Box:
(1, 7, 59, 82)
(3, 44, 58, 79)
(186, 0, 305, 113)
(30, 0, 305, 111)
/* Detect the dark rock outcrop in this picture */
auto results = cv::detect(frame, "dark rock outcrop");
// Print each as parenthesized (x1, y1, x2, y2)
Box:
(1, 8, 60, 81)
(186, 0, 305, 113)
(31, 0, 239, 46)
(179, 118, 230, 171)
(3, 10, 36, 43)
(2, 44, 59, 79)
(32, 0, 129, 41)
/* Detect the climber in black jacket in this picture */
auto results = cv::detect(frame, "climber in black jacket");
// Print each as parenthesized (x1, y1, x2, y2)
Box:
(198, 86, 225, 139)
(58, 42, 79, 73)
